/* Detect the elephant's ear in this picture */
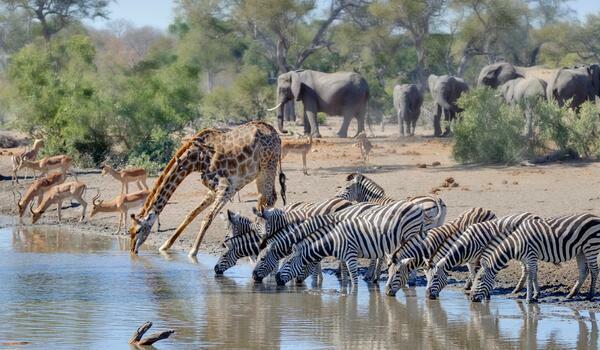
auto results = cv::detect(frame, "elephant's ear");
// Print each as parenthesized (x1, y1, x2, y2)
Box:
(291, 71, 303, 101)
(590, 64, 600, 97)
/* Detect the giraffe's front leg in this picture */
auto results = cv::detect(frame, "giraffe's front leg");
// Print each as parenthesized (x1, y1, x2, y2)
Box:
(188, 189, 232, 257)
(160, 191, 216, 252)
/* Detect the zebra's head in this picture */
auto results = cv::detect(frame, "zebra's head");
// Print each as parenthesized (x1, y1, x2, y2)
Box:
(252, 248, 278, 282)
(336, 173, 385, 202)
(425, 263, 448, 299)
(215, 211, 260, 275)
(253, 207, 284, 241)
(385, 256, 415, 296)
(223, 210, 254, 239)
(470, 265, 496, 302)
(275, 250, 304, 286)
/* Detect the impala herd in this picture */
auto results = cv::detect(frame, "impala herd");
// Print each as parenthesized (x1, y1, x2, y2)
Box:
(10, 138, 152, 233)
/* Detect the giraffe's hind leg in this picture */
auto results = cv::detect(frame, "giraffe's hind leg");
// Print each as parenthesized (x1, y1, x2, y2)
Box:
(159, 191, 216, 252)
(255, 163, 278, 210)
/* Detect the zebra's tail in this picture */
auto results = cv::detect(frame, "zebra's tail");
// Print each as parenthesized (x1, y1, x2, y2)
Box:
(278, 154, 287, 206)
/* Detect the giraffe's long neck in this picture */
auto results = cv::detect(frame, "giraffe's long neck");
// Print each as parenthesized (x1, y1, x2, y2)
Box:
(141, 146, 201, 223)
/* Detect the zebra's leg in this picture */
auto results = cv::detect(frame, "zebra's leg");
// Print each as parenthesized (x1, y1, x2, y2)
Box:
(337, 260, 349, 286)
(512, 262, 529, 294)
(315, 262, 323, 286)
(526, 259, 539, 303)
(363, 259, 378, 283)
(407, 269, 418, 286)
(345, 256, 360, 290)
(567, 253, 588, 299)
(584, 250, 599, 300)
(464, 262, 478, 292)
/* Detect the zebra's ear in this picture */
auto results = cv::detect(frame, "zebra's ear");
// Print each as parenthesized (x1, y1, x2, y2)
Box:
(425, 259, 434, 269)
(252, 207, 264, 218)
(400, 257, 415, 265)
(226, 209, 238, 223)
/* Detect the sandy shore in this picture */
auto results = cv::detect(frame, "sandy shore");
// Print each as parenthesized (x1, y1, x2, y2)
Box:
(2, 119, 600, 311)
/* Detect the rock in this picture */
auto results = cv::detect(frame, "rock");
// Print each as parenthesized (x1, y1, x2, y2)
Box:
(416, 163, 427, 168)
(502, 180, 508, 184)
(451, 182, 459, 188)
(444, 177, 455, 184)
(431, 161, 441, 167)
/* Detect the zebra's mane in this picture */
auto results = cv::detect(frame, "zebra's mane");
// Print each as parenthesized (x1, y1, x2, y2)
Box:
(355, 175, 385, 198)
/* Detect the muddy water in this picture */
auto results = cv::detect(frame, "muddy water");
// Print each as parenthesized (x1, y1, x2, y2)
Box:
(0, 223, 598, 349)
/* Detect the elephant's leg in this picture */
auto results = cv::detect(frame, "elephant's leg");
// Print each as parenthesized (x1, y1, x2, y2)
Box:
(398, 111, 405, 137)
(442, 109, 452, 137)
(356, 107, 366, 135)
(411, 119, 417, 136)
(306, 110, 321, 138)
(337, 114, 352, 138)
(303, 111, 311, 135)
(433, 105, 443, 137)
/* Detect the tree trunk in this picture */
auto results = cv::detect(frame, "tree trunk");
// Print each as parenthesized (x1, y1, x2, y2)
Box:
(414, 38, 427, 93)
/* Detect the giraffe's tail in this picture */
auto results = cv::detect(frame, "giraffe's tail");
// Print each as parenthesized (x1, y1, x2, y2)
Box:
(279, 172, 287, 205)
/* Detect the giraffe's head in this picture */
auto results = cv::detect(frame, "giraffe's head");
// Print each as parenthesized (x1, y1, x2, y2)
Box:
(129, 212, 156, 253)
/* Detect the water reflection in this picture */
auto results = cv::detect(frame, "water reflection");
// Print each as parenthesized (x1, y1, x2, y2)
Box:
(0, 224, 597, 349)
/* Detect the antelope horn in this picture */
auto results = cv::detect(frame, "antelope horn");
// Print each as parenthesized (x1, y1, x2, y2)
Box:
(92, 189, 101, 206)
(12, 189, 22, 206)
(29, 202, 36, 215)
(267, 102, 283, 112)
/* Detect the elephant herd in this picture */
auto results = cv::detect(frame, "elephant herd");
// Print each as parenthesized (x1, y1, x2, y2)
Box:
(270, 62, 600, 138)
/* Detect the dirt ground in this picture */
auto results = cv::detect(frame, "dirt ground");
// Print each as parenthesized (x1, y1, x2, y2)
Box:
(1, 118, 599, 311)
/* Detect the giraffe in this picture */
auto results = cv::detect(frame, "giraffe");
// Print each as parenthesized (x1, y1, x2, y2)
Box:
(129, 121, 286, 257)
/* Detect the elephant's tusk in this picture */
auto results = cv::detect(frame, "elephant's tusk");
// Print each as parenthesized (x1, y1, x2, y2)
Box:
(267, 102, 283, 112)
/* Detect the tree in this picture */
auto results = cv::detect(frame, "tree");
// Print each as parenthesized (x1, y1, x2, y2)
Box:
(369, 0, 446, 91)
(2, 0, 110, 41)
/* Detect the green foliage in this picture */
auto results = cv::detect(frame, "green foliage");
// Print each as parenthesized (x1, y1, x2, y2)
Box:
(453, 90, 600, 164)
(200, 66, 273, 125)
(452, 88, 526, 164)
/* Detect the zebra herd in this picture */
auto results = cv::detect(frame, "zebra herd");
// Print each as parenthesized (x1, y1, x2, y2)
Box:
(216, 173, 600, 303)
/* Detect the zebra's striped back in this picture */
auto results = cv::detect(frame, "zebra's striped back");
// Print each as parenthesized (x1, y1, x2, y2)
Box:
(256, 197, 352, 241)
(384, 208, 496, 296)
(472, 213, 600, 301)
(252, 202, 380, 281)
(425, 212, 538, 299)
(276, 201, 424, 286)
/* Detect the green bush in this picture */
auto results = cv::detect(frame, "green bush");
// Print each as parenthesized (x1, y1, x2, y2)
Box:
(452, 88, 526, 164)
(452, 88, 600, 164)
(127, 128, 177, 175)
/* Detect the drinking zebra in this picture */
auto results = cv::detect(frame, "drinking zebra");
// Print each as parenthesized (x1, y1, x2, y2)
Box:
(425, 212, 539, 299)
(336, 173, 447, 282)
(215, 198, 351, 274)
(252, 202, 381, 282)
(471, 213, 600, 302)
(275, 201, 425, 288)
(384, 207, 496, 296)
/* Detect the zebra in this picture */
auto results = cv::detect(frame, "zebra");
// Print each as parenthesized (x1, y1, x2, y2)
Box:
(253, 197, 353, 243)
(425, 212, 540, 299)
(215, 211, 262, 274)
(471, 214, 600, 302)
(336, 173, 447, 226)
(215, 210, 323, 281)
(384, 207, 497, 296)
(275, 201, 425, 288)
(215, 198, 351, 274)
(336, 173, 447, 282)
(252, 202, 381, 282)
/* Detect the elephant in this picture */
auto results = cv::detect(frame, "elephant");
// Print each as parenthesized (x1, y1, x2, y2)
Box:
(478, 62, 558, 88)
(393, 84, 423, 137)
(428, 74, 469, 137)
(498, 77, 547, 138)
(498, 77, 547, 105)
(546, 64, 600, 109)
(269, 70, 369, 138)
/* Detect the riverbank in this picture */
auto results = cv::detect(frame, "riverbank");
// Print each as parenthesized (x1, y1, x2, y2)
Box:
(2, 120, 600, 311)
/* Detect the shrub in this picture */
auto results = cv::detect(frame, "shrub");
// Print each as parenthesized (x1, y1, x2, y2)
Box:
(127, 128, 177, 175)
(452, 88, 526, 164)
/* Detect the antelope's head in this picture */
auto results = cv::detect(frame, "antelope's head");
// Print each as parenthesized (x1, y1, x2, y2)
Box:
(90, 189, 103, 218)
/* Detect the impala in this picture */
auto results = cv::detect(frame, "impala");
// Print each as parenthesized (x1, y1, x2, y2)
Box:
(14, 172, 65, 221)
(90, 189, 160, 234)
(101, 164, 149, 194)
(30, 181, 87, 224)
